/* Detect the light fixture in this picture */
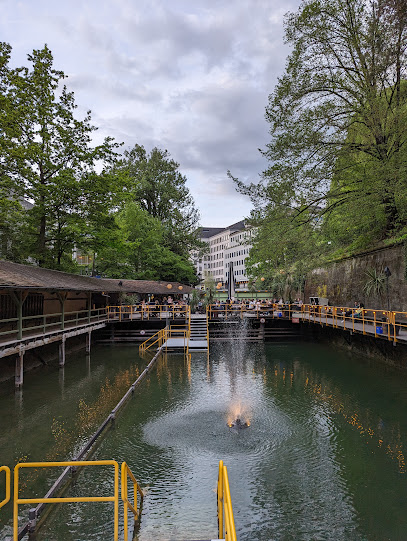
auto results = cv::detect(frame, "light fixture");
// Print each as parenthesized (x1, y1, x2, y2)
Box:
(178, 285, 183, 290)
(167, 284, 173, 289)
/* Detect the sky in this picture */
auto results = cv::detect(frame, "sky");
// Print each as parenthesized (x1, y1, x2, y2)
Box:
(1, 0, 301, 227)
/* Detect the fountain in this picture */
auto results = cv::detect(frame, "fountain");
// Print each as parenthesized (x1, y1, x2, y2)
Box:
(227, 417, 250, 429)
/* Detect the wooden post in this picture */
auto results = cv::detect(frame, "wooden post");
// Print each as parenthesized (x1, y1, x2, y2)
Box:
(86, 330, 92, 353)
(15, 349, 24, 387)
(11, 291, 28, 340)
(56, 292, 68, 331)
(87, 292, 92, 324)
(59, 336, 66, 367)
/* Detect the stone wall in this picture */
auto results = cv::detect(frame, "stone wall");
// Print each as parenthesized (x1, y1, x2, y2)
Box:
(305, 243, 407, 311)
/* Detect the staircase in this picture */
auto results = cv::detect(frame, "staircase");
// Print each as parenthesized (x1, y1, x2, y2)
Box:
(188, 314, 208, 351)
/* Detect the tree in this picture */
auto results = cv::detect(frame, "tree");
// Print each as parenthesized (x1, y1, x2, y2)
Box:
(96, 202, 197, 283)
(233, 0, 407, 266)
(0, 43, 120, 267)
(116, 145, 202, 257)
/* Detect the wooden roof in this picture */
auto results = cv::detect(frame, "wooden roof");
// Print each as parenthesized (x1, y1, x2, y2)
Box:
(0, 260, 193, 294)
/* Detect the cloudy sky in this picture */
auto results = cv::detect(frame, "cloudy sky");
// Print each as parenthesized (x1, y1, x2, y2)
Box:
(1, 0, 301, 227)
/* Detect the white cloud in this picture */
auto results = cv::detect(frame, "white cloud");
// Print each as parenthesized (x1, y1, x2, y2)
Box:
(1, 0, 302, 225)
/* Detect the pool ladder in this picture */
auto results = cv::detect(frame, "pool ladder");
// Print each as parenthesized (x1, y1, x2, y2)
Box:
(1, 459, 236, 541)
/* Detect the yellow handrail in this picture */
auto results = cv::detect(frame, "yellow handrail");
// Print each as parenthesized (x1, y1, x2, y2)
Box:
(217, 460, 237, 541)
(139, 328, 165, 353)
(13, 460, 119, 541)
(0, 466, 10, 509)
(107, 304, 189, 322)
(121, 462, 144, 541)
(205, 302, 406, 343)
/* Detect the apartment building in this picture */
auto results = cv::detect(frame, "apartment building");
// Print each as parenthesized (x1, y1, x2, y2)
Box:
(192, 221, 252, 291)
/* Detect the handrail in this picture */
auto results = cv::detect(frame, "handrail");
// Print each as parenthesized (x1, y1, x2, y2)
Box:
(107, 304, 189, 322)
(0, 308, 108, 342)
(139, 328, 166, 353)
(0, 465, 10, 509)
(205, 302, 405, 343)
(121, 462, 144, 541)
(13, 460, 119, 541)
(139, 308, 191, 353)
(217, 460, 236, 541)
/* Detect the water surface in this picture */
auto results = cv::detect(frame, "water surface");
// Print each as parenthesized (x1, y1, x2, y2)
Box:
(1, 338, 407, 540)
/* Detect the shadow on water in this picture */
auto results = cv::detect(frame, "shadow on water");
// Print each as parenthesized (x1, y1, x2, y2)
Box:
(3, 327, 407, 540)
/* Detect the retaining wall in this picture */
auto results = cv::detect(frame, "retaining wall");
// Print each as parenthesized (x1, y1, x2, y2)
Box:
(305, 243, 407, 311)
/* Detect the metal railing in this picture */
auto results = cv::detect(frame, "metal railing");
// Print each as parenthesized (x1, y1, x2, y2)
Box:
(217, 460, 236, 541)
(13, 460, 120, 541)
(139, 328, 166, 353)
(0, 305, 190, 345)
(3, 458, 230, 540)
(206, 302, 407, 343)
(300, 304, 406, 343)
(121, 462, 144, 541)
(107, 304, 189, 322)
(0, 308, 108, 343)
(0, 466, 10, 509)
(139, 312, 191, 353)
(207, 302, 295, 320)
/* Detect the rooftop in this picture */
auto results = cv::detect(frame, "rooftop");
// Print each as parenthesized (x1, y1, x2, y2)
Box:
(0, 260, 193, 294)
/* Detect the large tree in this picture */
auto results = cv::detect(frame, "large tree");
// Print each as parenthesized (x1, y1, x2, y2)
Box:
(117, 144, 201, 257)
(234, 0, 407, 267)
(0, 44, 120, 268)
(96, 202, 197, 283)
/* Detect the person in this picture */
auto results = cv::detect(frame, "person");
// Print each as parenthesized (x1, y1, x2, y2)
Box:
(345, 301, 359, 317)
(354, 303, 364, 318)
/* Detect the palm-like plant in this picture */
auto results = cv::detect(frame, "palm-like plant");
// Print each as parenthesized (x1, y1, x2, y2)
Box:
(363, 268, 386, 298)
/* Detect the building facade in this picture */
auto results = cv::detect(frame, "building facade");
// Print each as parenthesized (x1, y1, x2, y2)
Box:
(192, 221, 253, 291)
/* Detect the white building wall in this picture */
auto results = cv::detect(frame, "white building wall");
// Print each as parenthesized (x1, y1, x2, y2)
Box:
(224, 229, 252, 290)
(192, 223, 252, 290)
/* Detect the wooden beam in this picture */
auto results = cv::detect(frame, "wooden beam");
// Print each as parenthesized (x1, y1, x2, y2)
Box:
(10, 291, 29, 340)
(56, 292, 68, 330)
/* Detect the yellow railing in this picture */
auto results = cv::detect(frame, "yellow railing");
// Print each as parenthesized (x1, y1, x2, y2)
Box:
(207, 303, 294, 320)
(300, 304, 405, 343)
(139, 328, 166, 353)
(0, 466, 10, 509)
(121, 462, 144, 541)
(206, 309, 210, 348)
(13, 460, 120, 541)
(217, 460, 236, 541)
(4, 459, 233, 540)
(206, 302, 406, 343)
(139, 319, 191, 354)
(107, 304, 189, 322)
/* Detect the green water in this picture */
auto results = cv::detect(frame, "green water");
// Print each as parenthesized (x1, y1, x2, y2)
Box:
(1, 338, 407, 540)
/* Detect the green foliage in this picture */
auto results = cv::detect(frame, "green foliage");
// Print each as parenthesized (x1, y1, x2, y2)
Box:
(96, 202, 196, 283)
(202, 272, 217, 304)
(0, 43, 120, 268)
(363, 268, 386, 298)
(232, 0, 407, 280)
(189, 288, 201, 313)
(0, 43, 199, 285)
(115, 144, 202, 258)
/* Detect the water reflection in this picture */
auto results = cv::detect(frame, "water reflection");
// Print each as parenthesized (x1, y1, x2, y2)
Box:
(2, 338, 407, 540)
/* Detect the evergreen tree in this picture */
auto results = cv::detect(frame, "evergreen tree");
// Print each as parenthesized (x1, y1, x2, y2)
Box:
(0, 43, 120, 267)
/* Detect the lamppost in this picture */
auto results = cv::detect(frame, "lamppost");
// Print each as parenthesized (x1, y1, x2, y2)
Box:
(384, 266, 391, 312)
